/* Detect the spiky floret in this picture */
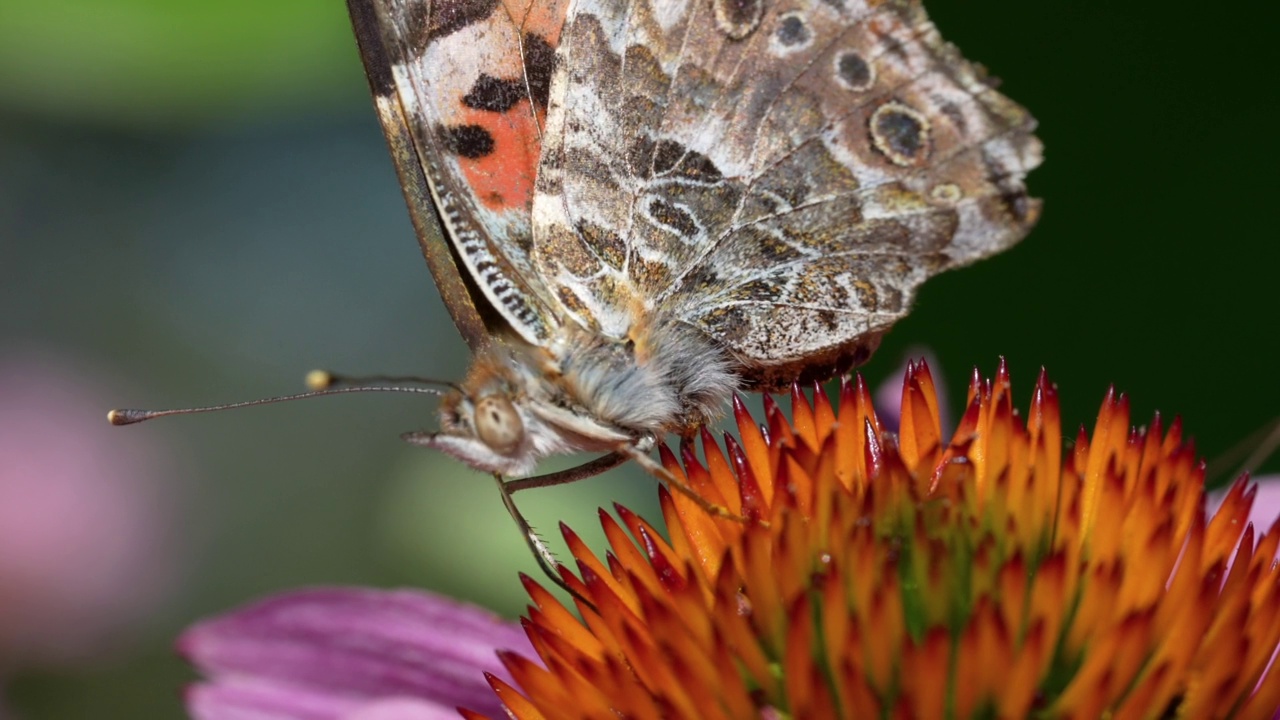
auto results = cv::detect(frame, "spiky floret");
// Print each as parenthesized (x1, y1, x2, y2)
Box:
(467, 360, 1280, 720)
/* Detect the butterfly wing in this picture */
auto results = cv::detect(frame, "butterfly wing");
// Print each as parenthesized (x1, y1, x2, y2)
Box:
(532, 0, 1041, 386)
(348, 0, 575, 349)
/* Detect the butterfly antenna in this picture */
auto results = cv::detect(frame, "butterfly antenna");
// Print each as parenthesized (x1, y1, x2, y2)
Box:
(107, 385, 446, 427)
(1206, 416, 1280, 485)
(305, 369, 462, 393)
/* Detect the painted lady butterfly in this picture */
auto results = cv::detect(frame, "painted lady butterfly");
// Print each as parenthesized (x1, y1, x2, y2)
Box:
(346, 0, 1041, 561)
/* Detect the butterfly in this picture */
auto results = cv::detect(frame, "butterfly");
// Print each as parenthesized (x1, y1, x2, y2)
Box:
(345, 0, 1041, 574)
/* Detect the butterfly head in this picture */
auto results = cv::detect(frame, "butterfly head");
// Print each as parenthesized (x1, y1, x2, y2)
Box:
(405, 339, 652, 477)
(404, 353, 541, 476)
(427, 394, 536, 476)
(403, 345, 620, 477)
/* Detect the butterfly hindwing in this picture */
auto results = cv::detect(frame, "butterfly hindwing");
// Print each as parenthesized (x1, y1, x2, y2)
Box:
(532, 0, 1041, 386)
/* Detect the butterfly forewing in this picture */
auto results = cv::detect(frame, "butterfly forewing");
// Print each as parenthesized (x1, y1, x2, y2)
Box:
(348, 0, 498, 350)
(357, 0, 576, 348)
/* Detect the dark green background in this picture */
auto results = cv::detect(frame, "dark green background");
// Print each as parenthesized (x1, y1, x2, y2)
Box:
(2, 0, 1277, 716)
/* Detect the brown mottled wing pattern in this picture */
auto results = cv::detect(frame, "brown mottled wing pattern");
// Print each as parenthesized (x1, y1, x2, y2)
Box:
(358, 0, 575, 347)
(532, 0, 1041, 386)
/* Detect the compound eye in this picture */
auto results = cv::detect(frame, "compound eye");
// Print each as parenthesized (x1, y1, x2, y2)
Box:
(474, 394, 524, 455)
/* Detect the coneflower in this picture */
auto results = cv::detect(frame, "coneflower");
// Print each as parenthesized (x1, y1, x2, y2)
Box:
(183, 361, 1280, 720)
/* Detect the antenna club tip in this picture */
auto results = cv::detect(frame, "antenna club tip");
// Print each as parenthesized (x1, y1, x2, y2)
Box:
(305, 369, 334, 390)
(107, 409, 138, 426)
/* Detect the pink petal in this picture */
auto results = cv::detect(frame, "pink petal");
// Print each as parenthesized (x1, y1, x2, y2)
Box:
(187, 677, 365, 719)
(1249, 475, 1280, 537)
(181, 587, 531, 719)
(1208, 475, 1280, 560)
(187, 681, 462, 720)
(0, 349, 180, 664)
(874, 351, 950, 436)
(344, 698, 464, 720)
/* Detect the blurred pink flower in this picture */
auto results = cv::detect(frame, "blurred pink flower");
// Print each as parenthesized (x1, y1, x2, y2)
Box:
(874, 349, 950, 436)
(1210, 474, 1280, 562)
(180, 587, 532, 720)
(1252, 476, 1280, 539)
(0, 349, 179, 666)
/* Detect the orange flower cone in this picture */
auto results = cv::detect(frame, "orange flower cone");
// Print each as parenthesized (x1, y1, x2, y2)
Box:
(471, 360, 1280, 720)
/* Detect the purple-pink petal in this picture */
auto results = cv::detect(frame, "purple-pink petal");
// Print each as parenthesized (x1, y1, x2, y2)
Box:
(343, 698, 466, 720)
(1209, 475, 1280, 561)
(874, 351, 950, 436)
(180, 587, 531, 720)
(1248, 475, 1280, 540)
(186, 677, 367, 719)
(187, 680, 460, 720)
(0, 349, 180, 665)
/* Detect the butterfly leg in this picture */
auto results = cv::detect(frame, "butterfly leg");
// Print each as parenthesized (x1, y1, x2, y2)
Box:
(505, 443, 744, 522)
(502, 451, 629, 493)
(495, 445, 750, 605)
(496, 453, 630, 609)
(492, 473, 573, 596)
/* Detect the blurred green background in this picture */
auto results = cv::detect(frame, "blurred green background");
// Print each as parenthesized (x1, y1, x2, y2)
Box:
(2, 0, 1277, 716)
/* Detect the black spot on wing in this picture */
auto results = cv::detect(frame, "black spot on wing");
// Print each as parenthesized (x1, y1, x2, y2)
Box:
(775, 15, 810, 47)
(870, 102, 930, 166)
(439, 124, 495, 158)
(875, 111, 923, 157)
(460, 33, 556, 114)
(836, 51, 872, 91)
(463, 75, 524, 112)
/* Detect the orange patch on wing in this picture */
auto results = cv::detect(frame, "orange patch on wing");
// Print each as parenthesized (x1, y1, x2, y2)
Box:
(502, 0, 569, 44)
(455, 0, 567, 212)
(458, 103, 545, 211)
